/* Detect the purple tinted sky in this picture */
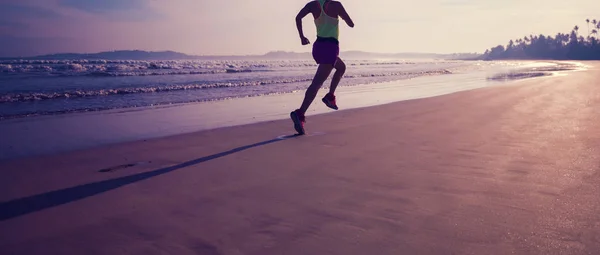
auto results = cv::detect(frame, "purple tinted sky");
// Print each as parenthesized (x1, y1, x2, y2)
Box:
(0, 0, 597, 57)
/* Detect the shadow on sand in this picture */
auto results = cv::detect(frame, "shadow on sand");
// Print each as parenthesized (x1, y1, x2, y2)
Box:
(0, 134, 301, 221)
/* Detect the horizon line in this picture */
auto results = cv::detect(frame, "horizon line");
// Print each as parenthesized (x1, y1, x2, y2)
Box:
(0, 49, 482, 59)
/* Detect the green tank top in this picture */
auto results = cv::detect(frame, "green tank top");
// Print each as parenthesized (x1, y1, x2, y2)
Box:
(314, 0, 339, 40)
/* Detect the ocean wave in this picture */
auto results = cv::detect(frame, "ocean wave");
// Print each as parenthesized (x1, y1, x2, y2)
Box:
(85, 70, 228, 77)
(0, 69, 453, 104)
(0, 90, 307, 120)
(0, 78, 312, 103)
(345, 69, 451, 78)
(0, 59, 437, 77)
(487, 72, 550, 81)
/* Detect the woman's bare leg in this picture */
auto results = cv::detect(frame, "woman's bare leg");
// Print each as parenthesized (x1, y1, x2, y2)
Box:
(299, 63, 334, 113)
(328, 57, 346, 95)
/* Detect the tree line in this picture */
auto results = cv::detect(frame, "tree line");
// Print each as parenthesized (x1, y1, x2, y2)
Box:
(481, 18, 600, 60)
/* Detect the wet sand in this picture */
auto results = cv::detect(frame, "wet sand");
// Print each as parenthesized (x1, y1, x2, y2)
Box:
(0, 62, 599, 254)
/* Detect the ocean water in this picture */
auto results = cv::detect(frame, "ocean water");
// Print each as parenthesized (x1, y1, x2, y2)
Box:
(0, 58, 582, 159)
(0, 58, 491, 119)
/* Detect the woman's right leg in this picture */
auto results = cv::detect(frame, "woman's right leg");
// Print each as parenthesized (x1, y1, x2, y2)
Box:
(291, 63, 333, 135)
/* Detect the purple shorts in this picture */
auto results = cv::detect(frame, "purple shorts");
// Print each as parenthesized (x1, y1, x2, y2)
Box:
(312, 38, 339, 65)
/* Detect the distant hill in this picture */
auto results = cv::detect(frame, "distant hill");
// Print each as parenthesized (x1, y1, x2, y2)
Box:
(261, 51, 481, 60)
(262, 51, 479, 59)
(1, 50, 481, 61)
(209, 50, 480, 60)
(16, 50, 195, 60)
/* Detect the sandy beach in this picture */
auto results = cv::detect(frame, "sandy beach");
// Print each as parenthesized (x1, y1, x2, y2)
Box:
(1, 62, 599, 254)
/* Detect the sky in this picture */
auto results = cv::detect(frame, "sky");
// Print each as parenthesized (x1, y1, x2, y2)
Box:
(0, 0, 597, 57)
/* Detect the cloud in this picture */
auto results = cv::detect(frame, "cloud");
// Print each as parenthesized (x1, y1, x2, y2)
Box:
(0, 3, 63, 36)
(0, 19, 29, 30)
(58, 0, 148, 13)
(0, 3, 62, 19)
(58, 0, 163, 22)
(439, 0, 474, 6)
(0, 36, 78, 57)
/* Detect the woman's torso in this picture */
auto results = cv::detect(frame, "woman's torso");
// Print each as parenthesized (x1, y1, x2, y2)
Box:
(313, 0, 339, 41)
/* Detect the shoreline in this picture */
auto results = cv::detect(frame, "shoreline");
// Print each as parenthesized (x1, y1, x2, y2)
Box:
(0, 60, 584, 161)
(0, 59, 564, 122)
(0, 58, 468, 121)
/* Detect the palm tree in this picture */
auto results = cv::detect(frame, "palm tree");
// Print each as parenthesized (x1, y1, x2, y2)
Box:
(570, 30, 578, 44)
(586, 19, 590, 35)
(591, 30, 599, 47)
(555, 33, 566, 46)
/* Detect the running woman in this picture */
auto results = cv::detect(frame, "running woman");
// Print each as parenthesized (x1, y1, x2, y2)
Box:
(291, 0, 354, 135)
